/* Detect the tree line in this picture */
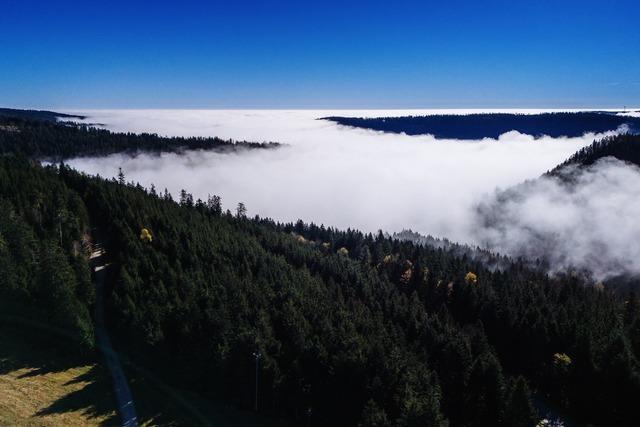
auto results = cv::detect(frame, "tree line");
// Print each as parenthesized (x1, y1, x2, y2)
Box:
(0, 115, 279, 160)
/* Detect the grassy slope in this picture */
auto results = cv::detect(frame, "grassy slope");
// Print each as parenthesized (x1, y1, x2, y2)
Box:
(0, 322, 118, 426)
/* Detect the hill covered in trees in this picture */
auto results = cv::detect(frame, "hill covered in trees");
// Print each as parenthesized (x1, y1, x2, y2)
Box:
(551, 133, 640, 172)
(323, 112, 640, 139)
(468, 133, 640, 294)
(2, 152, 640, 425)
(0, 112, 280, 160)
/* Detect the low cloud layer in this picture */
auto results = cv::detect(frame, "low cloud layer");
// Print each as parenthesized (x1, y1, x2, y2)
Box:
(63, 109, 634, 278)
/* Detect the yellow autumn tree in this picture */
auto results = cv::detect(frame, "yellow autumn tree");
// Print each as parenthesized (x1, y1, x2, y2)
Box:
(337, 247, 349, 256)
(553, 352, 572, 368)
(465, 272, 478, 284)
(140, 228, 153, 243)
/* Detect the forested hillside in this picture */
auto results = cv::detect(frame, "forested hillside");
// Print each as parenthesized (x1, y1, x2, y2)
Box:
(552, 133, 640, 171)
(0, 158, 95, 353)
(323, 112, 640, 139)
(0, 115, 279, 160)
(1, 153, 639, 426)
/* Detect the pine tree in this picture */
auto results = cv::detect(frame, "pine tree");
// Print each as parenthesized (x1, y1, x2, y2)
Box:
(503, 376, 538, 427)
(236, 202, 247, 218)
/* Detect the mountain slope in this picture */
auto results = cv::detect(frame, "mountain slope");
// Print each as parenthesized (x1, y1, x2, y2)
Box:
(2, 154, 638, 426)
(323, 112, 640, 139)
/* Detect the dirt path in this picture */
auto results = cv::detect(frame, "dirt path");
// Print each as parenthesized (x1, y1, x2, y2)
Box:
(91, 247, 138, 427)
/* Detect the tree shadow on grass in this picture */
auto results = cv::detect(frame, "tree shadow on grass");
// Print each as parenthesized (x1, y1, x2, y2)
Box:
(0, 315, 119, 425)
(33, 364, 120, 425)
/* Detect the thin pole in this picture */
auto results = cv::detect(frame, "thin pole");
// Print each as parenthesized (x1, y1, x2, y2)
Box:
(253, 351, 261, 411)
(58, 213, 63, 246)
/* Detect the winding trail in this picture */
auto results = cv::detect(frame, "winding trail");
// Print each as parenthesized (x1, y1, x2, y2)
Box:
(91, 246, 139, 427)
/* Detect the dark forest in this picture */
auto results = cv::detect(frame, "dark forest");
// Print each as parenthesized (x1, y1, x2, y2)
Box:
(324, 112, 640, 139)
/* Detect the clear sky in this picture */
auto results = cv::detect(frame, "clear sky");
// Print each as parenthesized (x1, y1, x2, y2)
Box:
(1, 0, 639, 109)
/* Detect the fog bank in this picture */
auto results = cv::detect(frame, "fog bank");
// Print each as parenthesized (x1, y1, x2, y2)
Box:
(62, 109, 637, 278)
(65, 110, 616, 239)
(474, 158, 640, 279)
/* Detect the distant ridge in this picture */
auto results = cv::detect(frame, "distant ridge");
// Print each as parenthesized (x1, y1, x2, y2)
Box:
(0, 109, 280, 159)
(0, 107, 86, 122)
(323, 112, 640, 139)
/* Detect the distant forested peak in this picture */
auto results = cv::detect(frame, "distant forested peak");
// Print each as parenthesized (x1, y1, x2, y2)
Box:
(322, 112, 640, 139)
(551, 133, 640, 172)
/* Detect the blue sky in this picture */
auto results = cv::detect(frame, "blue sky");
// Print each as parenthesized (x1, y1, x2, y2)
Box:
(1, 0, 639, 109)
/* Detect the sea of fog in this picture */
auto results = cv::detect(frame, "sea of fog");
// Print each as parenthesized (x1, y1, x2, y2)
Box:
(61, 109, 640, 278)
